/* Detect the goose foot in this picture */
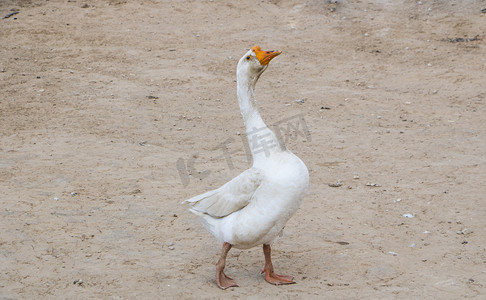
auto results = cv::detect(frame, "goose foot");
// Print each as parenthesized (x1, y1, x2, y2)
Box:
(216, 242, 239, 289)
(217, 271, 239, 289)
(261, 244, 295, 285)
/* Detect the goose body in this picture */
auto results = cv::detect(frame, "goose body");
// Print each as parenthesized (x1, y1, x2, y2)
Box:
(189, 151, 308, 249)
(184, 46, 309, 288)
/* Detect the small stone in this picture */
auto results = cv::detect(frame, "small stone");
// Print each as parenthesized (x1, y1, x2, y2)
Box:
(457, 228, 473, 235)
(54, 197, 59, 201)
(328, 181, 342, 188)
(403, 213, 415, 218)
(388, 251, 398, 256)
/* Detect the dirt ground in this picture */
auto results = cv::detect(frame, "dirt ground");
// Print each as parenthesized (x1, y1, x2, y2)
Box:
(1, 0, 485, 299)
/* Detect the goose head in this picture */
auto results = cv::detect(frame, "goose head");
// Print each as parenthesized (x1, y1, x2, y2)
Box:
(237, 46, 282, 83)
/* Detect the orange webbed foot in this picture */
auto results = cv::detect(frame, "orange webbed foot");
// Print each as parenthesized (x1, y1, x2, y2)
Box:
(216, 271, 239, 289)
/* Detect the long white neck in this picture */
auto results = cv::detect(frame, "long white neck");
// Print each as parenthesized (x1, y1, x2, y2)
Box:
(236, 70, 266, 132)
(237, 67, 285, 163)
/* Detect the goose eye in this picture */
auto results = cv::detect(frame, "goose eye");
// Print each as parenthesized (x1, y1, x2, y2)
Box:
(246, 56, 251, 60)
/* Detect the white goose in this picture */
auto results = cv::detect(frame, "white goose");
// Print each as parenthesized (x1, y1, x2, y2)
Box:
(184, 46, 309, 289)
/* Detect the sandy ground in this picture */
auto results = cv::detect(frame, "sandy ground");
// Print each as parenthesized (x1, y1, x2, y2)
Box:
(1, 0, 486, 299)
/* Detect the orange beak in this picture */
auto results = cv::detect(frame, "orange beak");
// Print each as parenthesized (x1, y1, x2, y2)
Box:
(252, 46, 282, 66)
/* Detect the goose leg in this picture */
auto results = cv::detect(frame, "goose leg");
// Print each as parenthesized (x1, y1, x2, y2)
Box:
(261, 244, 295, 285)
(216, 242, 239, 289)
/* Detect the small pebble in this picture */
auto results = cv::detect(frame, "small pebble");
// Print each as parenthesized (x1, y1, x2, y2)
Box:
(54, 197, 59, 201)
(403, 213, 415, 218)
(71, 192, 76, 196)
(328, 181, 342, 188)
(388, 251, 398, 256)
(457, 228, 473, 235)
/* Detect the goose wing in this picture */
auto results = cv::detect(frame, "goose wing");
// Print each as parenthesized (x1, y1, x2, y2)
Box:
(184, 168, 263, 218)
